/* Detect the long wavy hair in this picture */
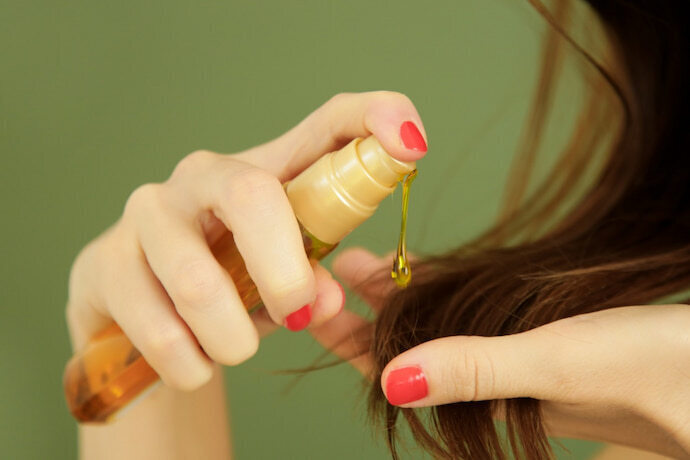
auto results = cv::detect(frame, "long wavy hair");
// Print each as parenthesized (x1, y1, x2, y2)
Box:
(365, 1, 690, 458)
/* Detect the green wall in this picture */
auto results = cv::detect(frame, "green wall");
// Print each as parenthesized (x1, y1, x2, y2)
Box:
(1, 1, 602, 458)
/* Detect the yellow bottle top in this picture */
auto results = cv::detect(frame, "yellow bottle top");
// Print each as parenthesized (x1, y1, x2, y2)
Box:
(285, 136, 416, 245)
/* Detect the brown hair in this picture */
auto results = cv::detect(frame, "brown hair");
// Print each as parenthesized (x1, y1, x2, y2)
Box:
(365, 1, 690, 458)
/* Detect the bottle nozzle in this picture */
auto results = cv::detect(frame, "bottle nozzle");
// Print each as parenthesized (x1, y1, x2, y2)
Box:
(286, 136, 415, 244)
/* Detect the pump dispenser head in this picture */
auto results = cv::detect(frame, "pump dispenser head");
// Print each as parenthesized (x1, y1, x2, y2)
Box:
(285, 136, 416, 244)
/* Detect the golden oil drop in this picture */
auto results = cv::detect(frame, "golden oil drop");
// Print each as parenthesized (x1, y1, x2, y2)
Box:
(391, 169, 417, 288)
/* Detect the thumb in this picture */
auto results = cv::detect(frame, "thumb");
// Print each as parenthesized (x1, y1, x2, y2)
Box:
(381, 306, 680, 409)
(234, 91, 427, 182)
(380, 330, 562, 407)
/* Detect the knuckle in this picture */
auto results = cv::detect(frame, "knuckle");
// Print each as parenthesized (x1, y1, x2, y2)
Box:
(171, 259, 225, 309)
(451, 340, 496, 402)
(370, 90, 414, 110)
(302, 93, 354, 135)
(171, 149, 215, 180)
(64, 301, 83, 336)
(221, 167, 282, 209)
(163, 361, 214, 392)
(454, 346, 479, 401)
(474, 348, 498, 401)
(445, 358, 469, 401)
(215, 334, 259, 366)
(263, 272, 312, 304)
(68, 242, 94, 296)
(169, 376, 206, 392)
(142, 325, 214, 391)
(144, 324, 190, 361)
(67, 237, 115, 316)
(325, 92, 354, 107)
(124, 183, 163, 217)
(373, 90, 412, 104)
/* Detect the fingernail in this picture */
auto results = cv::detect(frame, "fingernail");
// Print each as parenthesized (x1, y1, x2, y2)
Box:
(385, 365, 428, 405)
(336, 281, 346, 314)
(400, 121, 427, 152)
(284, 304, 312, 331)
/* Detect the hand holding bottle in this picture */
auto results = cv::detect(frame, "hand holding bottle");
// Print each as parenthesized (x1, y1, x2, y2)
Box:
(65, 91, 428, 398)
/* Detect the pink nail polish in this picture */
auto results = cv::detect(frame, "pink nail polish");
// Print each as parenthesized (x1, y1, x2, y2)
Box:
(400, 121, 427, 152)
(284, 304, 312, 331)
(385, 365, 428, 405)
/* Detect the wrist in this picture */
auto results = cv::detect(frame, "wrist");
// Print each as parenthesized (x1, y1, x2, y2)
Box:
(79, 364, 231, 460)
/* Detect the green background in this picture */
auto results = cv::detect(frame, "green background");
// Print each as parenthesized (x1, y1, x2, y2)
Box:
(0, 0, 601, 458)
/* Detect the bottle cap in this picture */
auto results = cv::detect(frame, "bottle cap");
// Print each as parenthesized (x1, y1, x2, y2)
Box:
(285, 136, 416, 244)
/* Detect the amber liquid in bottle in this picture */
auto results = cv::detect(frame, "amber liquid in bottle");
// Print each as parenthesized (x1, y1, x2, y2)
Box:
(63, 224, 337, 423)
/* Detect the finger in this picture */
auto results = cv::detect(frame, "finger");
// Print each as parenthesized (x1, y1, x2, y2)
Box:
(332, 246, 397, 312)
(309, 309, 374, 377)
(235, 91, 428, 181)
(309, 262, 346, 327)
(127, 183, 260, 366)
(380, 306, 666, 408)
(66, 240, 114, 351)
(250, 262, 344, 336)
(105, 247, 214, 390)
(380, 331, 556, 407)
(250, 306, 280, 338)
(65, 295, 111, 353)
(181, 159, 317, 330)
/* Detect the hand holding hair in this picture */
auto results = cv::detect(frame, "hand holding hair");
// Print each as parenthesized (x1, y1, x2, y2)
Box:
(312, 248, 690, 459)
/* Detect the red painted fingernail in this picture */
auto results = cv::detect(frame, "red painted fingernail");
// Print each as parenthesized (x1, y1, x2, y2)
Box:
(284, 304, 312, 331)
(385, 366, 428, 405)
(336, 281, 346, 314)
(400, 121, 427, 152)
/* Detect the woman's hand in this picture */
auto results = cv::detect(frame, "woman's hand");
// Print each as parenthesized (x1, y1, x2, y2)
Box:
(312, 248, 690, 458)
(66, 91, 428, 392)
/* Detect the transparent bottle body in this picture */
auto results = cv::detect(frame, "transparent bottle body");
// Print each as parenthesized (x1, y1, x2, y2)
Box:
(63, 224, 337, 423)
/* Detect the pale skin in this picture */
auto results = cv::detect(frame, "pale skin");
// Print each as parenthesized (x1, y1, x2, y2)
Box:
(67, 92, 689, 459)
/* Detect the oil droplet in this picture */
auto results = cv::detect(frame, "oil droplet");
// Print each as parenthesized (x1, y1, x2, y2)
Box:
(391, 169, 417, 288)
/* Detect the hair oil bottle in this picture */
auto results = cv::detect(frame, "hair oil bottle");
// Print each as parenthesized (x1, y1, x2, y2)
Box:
(63, 136, 417, 423)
